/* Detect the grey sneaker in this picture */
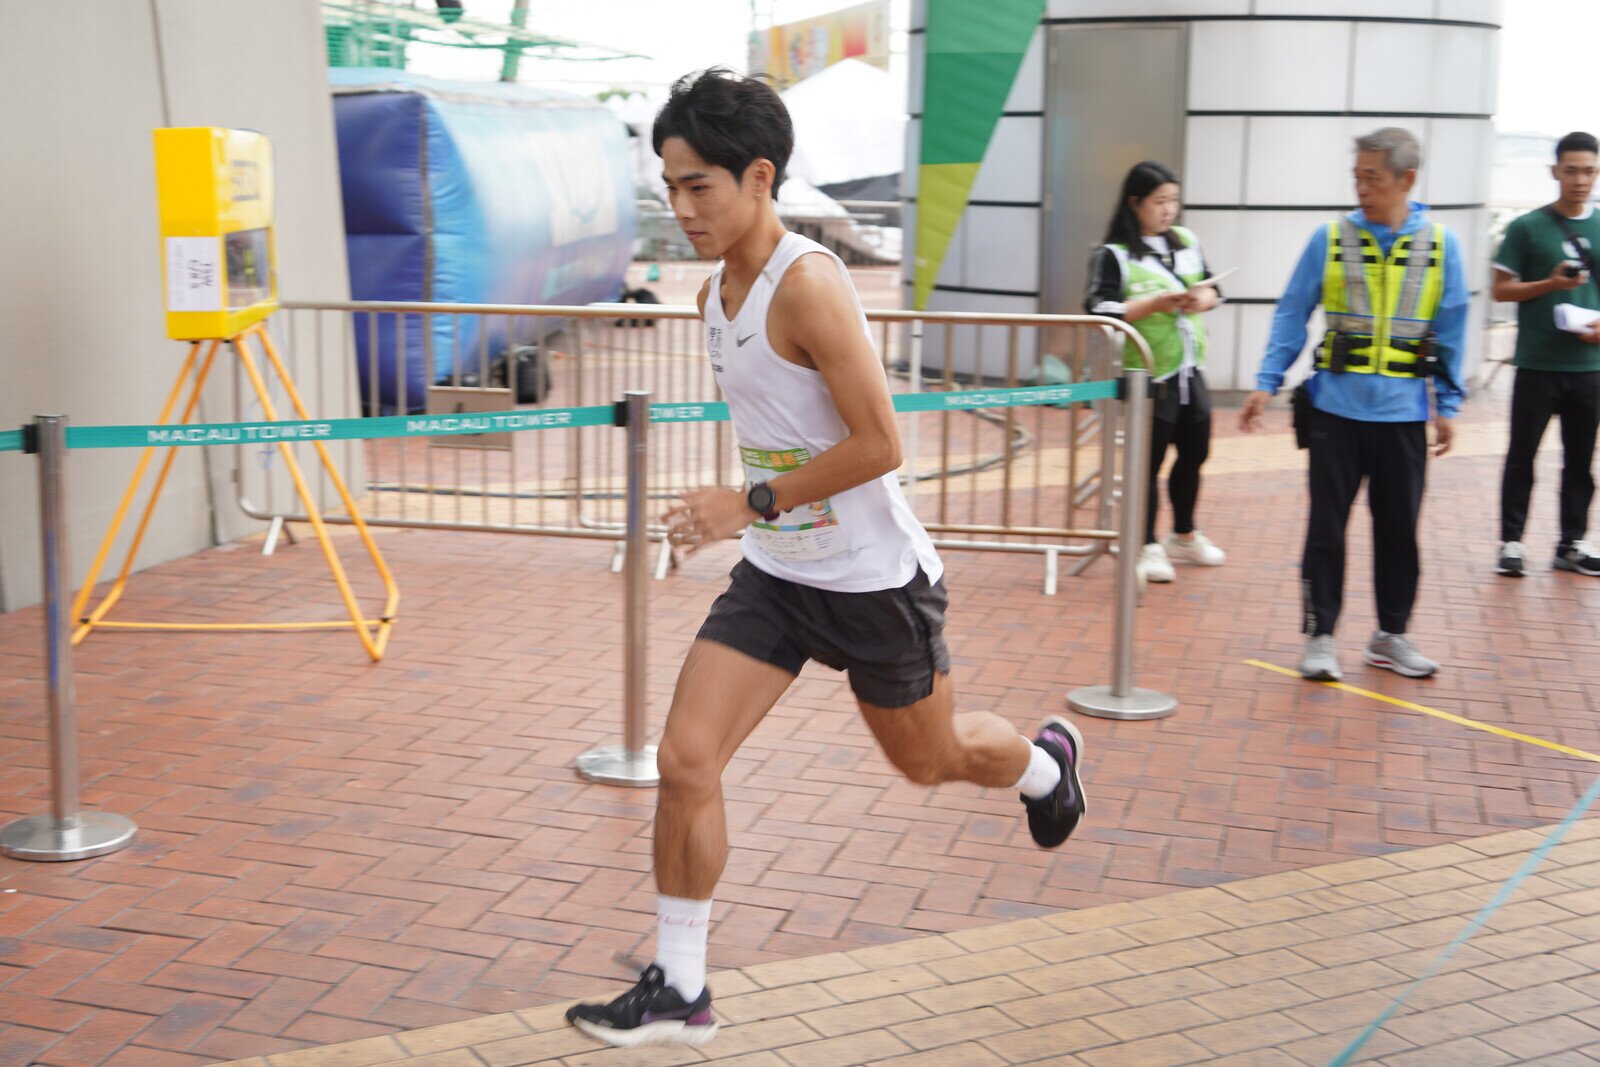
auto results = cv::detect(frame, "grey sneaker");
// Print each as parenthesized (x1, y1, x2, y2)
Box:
(1300, 635, 1342, 681)
(1364, 631, 1438, 678)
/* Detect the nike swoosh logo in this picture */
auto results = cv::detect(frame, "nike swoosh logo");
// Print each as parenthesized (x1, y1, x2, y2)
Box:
(735, 333, 756, 347)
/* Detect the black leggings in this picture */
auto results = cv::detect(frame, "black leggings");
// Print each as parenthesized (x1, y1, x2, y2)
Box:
(1146, 370, 1213, 545)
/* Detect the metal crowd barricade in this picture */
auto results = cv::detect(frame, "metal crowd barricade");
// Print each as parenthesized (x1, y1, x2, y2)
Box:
(0, 362, 1173, 847)
(271, 300, 1132, 593)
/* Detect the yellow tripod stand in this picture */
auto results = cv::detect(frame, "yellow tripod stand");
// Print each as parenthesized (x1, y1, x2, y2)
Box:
(73, 321, 398, 661)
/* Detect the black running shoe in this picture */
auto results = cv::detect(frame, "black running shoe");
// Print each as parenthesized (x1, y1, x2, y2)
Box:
(566, 964, 717, 1048)
(1023, 715, 1087, 849)
(1555, 540, 1600, 577)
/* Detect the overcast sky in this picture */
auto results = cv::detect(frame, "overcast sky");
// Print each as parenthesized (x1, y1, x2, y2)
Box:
(409, 1, 1590, 137)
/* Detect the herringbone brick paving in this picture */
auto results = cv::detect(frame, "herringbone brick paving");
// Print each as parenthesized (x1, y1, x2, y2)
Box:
(209, 818, 1600, 1066)
(3, 380, 1598, 1064)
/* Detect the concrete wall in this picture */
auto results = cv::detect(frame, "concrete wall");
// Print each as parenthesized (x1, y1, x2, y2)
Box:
(904, 0, 1502, 388)
(0, 0, 352, 612)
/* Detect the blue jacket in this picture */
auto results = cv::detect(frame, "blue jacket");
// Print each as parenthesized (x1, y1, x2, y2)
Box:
(1255, 203, 1469, 421)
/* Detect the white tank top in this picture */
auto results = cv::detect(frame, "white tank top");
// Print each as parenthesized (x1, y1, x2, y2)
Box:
(704, 231, 941, 592)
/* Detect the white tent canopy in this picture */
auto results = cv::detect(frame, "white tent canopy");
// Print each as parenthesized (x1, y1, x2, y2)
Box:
(781, 58, 906, 190)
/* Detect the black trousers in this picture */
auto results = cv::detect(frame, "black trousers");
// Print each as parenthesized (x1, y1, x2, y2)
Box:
(1146, 369, 1212, 544)
(1499, 367, 1600, 546)
(1302, 410, 1427, 637)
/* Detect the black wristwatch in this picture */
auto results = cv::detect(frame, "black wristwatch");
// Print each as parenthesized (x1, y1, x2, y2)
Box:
(746, 481, 779, 521)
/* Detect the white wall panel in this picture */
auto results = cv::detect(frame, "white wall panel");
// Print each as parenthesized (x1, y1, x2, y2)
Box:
(1244, 116, 1370, 207)
(960, 206, 1042, 294)
(1046, 0, 1246, 16)
(1188, 21, 1351, 113)
(1421, 120, 1492, 206)
(1255, 0, 1433, 16)
(1350, 23, 1494, 115)
(902, 119, 920, 199)
(1183, 115, 1246, 205)
(971, 117, 1043, 203)
(907, 28, 924, 114)
(0, 0, 351, 610)
(1183, 209, 1324, 303)
(1200, 302, 1241, 391)
(1438, 0, 1505, 23)
(1005, 28, 1045, 113)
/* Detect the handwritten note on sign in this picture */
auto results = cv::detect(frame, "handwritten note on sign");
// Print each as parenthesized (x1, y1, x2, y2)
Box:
(165, 237, 222, 312)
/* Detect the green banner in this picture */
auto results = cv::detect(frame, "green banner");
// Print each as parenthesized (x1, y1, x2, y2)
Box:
(913, 0, 1044, 310)
(0, 382, 1119, 454)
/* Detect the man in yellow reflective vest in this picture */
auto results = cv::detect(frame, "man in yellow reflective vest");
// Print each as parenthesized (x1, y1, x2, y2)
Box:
(1240, 127, 1469, 682)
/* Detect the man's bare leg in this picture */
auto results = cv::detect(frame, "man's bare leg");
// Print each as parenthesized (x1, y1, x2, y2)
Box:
(859, 673, 1086, 846)
(567, 639, 792, 1048)
(654, 640, 795, 898)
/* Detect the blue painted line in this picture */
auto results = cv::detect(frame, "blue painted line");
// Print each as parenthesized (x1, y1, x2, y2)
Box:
(1328, 774, 1600, 1066)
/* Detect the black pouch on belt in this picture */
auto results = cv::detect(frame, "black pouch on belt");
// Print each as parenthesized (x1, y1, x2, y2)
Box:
(1290, 384, 1312, 450)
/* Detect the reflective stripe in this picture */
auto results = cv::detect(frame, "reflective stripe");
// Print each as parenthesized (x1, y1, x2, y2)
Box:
(1318, 216, 1446, 379)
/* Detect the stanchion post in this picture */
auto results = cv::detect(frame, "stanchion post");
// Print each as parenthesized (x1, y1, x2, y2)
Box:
(1, 416, 137, 860)
(1067, 370, 1178, 721)
(576, 392, 660, 786)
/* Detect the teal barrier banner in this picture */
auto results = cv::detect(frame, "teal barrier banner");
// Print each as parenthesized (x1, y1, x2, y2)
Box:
(64, 406, 618, 451)
(4, 381, 1119, 453)
(650, 401, 730, 424)
(892, 380, 1119, 412)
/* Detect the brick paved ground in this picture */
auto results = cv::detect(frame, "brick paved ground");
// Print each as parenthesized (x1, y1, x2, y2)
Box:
(3, 371, 1599, 1064)
(209, 817, 1600, 1066)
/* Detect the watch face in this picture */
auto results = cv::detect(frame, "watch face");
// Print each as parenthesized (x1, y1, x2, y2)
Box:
(749, 483, 776, 515)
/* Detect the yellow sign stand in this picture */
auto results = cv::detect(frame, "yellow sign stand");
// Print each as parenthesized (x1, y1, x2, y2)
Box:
(72, 128, 398, 662)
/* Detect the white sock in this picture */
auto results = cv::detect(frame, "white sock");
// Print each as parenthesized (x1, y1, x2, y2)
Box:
(654, 895, 711, 1001)
(1012, 738, 1062, 800)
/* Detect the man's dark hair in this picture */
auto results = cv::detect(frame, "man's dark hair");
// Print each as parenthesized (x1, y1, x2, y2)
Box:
(1557, 131, 1600, 159)
(1103, 160, 1185, 260)
(652, 68, 793, 199)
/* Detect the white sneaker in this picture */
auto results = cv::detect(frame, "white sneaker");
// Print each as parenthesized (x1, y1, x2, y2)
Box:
(1137, 543, 1176, 584)
(1163, 531, 1227, 567)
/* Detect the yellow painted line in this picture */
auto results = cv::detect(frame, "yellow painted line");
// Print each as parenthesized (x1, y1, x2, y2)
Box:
(1246, 659, 1600, 764)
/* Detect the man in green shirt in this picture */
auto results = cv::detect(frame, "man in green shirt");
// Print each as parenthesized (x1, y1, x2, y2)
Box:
(1493, 131, 1600, 578)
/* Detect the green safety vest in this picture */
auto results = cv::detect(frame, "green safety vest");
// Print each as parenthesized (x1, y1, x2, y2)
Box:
(1318, 218, 1445, 377)
(1110, 226, 1208, 378)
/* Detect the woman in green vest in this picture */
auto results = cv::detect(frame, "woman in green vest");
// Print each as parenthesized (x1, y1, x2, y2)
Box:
(1086, 160, 1227, 584)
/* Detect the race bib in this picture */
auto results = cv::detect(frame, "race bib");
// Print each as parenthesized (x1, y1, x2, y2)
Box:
(740, 444, 846, 562)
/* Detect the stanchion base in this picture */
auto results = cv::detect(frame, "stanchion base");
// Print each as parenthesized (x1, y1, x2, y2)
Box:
(575, 745, 660, 787)
(1067, 686, 1177, 721)
(0, 812, 137, 861)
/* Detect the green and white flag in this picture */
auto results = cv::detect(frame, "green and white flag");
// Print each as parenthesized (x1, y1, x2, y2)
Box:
(913, 0, 1043, 310)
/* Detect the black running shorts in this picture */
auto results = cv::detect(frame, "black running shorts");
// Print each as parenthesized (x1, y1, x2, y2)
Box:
(697, 559, 951, 708)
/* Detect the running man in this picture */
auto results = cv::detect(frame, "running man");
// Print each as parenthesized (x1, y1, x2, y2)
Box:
(566, 68, 1087, 1050)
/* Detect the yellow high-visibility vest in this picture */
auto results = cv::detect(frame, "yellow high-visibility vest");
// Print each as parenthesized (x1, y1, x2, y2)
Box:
(1317, 218, 1445, 377)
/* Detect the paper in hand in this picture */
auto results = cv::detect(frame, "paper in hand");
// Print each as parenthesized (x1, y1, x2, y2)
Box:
(1187, 267, 1239, 291)
(1555, 303, 1600, 334)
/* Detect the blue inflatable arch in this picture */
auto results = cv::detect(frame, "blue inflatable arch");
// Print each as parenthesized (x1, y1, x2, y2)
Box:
(331, 69, 636, 413)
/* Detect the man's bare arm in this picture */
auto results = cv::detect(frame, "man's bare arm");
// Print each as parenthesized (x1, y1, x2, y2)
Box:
(761, 255, 901, 513)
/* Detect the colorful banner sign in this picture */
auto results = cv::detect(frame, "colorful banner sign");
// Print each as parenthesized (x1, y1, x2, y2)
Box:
(912, 0, 1043, 310)
(749, 0, 889, 90)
